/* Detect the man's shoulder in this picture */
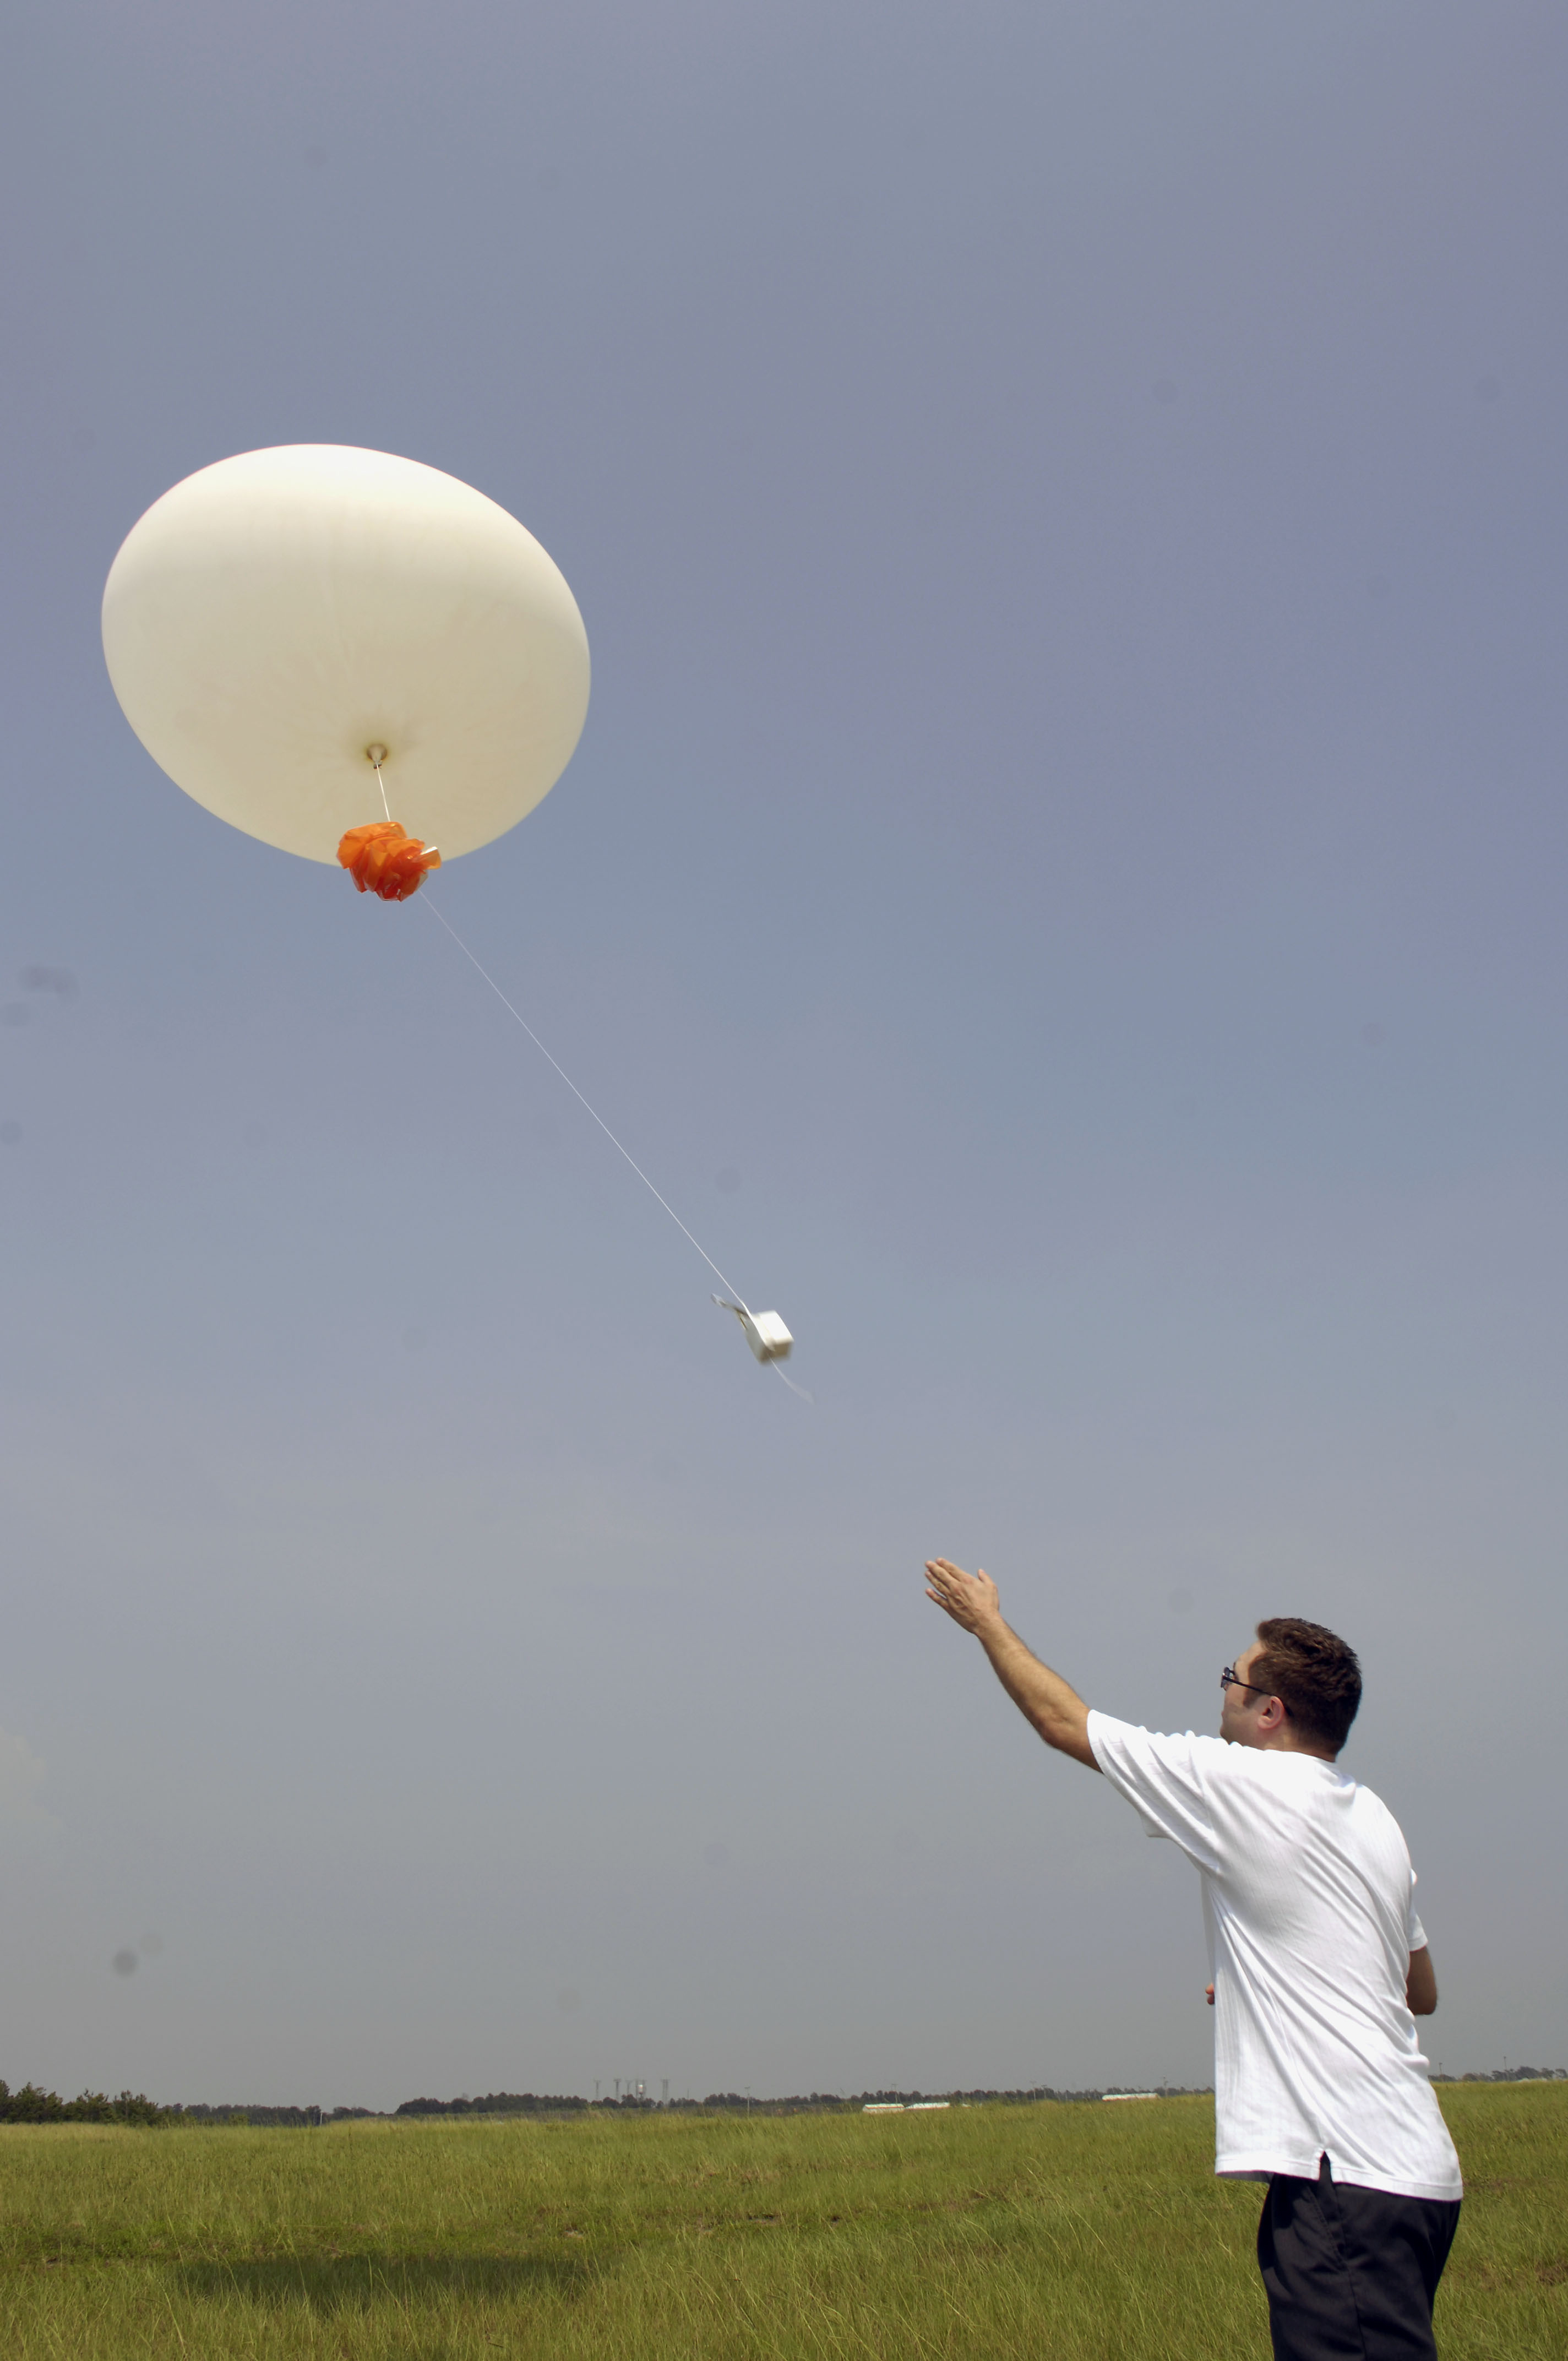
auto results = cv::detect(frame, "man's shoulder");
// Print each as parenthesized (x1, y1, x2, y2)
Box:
(1092, 1711, 1231, 1745)
(1093, 1716, 1354, 1787)
(1088, 1713, 1232, 1767)
(1335, 1772, 1410, 1848)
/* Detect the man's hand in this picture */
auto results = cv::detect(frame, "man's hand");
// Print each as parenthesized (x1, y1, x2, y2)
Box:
(925, 1559, 1003, 1635)
(924, 1558, 1098, 1769)
(1205, 1984, 1215, 2006)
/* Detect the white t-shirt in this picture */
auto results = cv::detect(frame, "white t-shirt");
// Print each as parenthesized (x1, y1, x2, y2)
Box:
(1086, 1712, 1462, 2202)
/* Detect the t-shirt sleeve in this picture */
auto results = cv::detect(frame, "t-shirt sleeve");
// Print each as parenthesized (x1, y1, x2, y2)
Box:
(1407, 1868, 1428, 1952)
(1086, 1711, 1222, 1872)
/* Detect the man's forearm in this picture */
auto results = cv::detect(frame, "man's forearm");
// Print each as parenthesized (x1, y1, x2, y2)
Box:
(1406, 1947, 1438, 2016)
(978, 1618, 1098, 1767)
(924, 1559, 1099, 1768)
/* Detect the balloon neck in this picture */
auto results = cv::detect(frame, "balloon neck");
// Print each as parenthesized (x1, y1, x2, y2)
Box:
(366, 744, 392, 819)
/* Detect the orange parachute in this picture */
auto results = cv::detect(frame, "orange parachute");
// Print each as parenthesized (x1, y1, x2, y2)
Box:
(337, 822, 442, 902)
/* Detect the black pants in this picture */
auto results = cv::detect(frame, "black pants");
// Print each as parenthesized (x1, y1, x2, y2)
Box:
(1256, 2156, 1461, 2359)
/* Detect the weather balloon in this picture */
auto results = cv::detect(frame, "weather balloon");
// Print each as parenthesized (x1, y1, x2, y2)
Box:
(101, 445, 796, 1379)
(101, 443, 590, 869)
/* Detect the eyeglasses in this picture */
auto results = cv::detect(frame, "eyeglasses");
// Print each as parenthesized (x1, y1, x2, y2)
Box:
(1221, 1665, 1272, 1700)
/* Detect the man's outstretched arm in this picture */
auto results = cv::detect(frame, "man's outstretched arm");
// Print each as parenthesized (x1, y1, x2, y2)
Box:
(925, 1559, 1099, 1770)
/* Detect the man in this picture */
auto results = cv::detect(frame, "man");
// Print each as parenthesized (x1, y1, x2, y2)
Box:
(925, 1558, 1462, 2359)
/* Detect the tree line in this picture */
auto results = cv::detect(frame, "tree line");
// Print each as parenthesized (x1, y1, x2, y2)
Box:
(0, 2079, 1207, 2125)
(0, 2083, 377, 2128)
(0, 2081, 167, 2125)
(8, 2071, 1555, 2128)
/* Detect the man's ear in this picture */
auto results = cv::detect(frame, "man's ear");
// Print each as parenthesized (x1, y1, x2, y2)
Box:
(1258, 1694, 1288, 1732)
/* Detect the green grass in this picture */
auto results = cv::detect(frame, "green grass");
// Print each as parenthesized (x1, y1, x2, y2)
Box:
(0, 2085, 1562, 2357)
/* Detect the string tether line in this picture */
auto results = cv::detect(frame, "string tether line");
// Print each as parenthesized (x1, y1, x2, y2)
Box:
(418, 891, 746, 1305)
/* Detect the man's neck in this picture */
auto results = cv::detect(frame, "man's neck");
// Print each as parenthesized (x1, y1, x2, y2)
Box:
(1249, 1729, 1337, 1764)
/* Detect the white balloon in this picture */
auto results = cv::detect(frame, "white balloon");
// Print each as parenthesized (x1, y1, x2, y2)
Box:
(102, 445, 590, 864)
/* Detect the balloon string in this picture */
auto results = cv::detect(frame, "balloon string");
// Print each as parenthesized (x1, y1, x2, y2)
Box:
(418, 893, 746, 1304)
(372, 758, 393, 822)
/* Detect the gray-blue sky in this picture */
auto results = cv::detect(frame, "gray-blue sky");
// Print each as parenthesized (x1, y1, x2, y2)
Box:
(1, 1, 1564, 2106)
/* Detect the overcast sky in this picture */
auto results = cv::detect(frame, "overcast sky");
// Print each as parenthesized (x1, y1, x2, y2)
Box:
(1, 1, 1564, 2108)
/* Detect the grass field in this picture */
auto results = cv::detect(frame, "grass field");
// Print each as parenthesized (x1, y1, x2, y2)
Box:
(0, 2084, 1562, 2358)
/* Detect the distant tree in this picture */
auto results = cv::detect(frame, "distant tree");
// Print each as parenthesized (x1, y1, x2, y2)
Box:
(0, 2079, 171, 2126)
(394, 2092, 589, 2118)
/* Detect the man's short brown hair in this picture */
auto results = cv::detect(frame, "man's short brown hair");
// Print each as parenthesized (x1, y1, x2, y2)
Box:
(1253, 1619, 1362, 1753)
